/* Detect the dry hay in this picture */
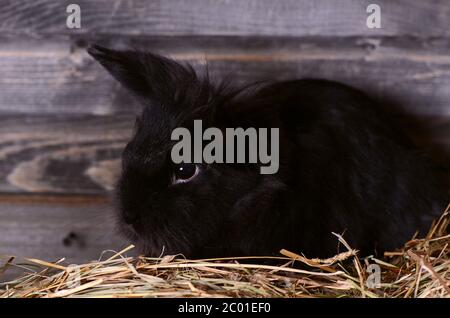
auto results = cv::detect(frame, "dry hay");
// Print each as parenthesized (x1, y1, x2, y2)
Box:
(1, 204, 449, 298)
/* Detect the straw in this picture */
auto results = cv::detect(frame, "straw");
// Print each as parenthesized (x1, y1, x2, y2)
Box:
(1, 204, 448, 298)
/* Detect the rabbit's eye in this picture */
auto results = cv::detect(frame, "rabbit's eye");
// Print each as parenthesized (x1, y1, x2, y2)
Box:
(172, 163, 199, 184)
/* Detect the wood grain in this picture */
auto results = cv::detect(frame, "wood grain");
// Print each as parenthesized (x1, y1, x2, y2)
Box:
(0, 114, 132, 194)
(0, 36, 449, 116)
(1, 0, 449, 37)
(0, 113, 448, 195)
(0, 197, 130, 277)
(0, 0, 448, 268)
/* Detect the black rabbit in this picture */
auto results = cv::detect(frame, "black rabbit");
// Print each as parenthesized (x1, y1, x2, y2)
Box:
(88, 45, 447, 258)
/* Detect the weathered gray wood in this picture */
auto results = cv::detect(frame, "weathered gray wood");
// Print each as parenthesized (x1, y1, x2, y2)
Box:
(1, 0, 449, 37)
(0, 36, 449, 116)
(0, 114, 133, 194)
(0, 113, 448, 195)
(1, 0, 448, 283)
(0, 195, 130, 276)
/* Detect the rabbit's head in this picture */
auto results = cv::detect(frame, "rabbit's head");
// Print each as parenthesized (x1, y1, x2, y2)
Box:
(88, 45, 284, 257)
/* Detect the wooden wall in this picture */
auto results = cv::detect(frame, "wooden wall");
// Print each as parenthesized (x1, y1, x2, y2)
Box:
(0, 0, 449, 268)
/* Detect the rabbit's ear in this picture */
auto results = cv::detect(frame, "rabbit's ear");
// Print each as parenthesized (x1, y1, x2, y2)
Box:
(87, 45, 196, 104)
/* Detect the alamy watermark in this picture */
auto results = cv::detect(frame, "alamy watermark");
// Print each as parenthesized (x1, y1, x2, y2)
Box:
(171, 120, 279, 175)
(66, 4, 81, 29)
(66, 264, 81, 288)
(366, 263, 381, 289)
(366, 4, 381, 29)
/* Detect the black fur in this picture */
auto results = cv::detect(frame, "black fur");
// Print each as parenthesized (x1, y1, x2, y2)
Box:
(88, 45, 448, 258)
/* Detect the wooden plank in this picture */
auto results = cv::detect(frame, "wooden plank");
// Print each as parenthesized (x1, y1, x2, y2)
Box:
(0, 113, 132, 194)
(0, 195, 130, 272)
(1, 0, 449, 37)
(0, 112, 448, 195)
(0, 36, 449, 116)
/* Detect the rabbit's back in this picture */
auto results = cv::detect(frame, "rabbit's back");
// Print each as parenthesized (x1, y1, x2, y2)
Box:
(249, 79, 447, 257)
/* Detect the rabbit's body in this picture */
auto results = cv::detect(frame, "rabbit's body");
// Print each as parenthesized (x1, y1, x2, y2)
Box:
(88, 45, 447, 258)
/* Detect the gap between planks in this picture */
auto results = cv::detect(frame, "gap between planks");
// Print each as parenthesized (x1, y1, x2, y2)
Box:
(0, 193, 110, 206)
